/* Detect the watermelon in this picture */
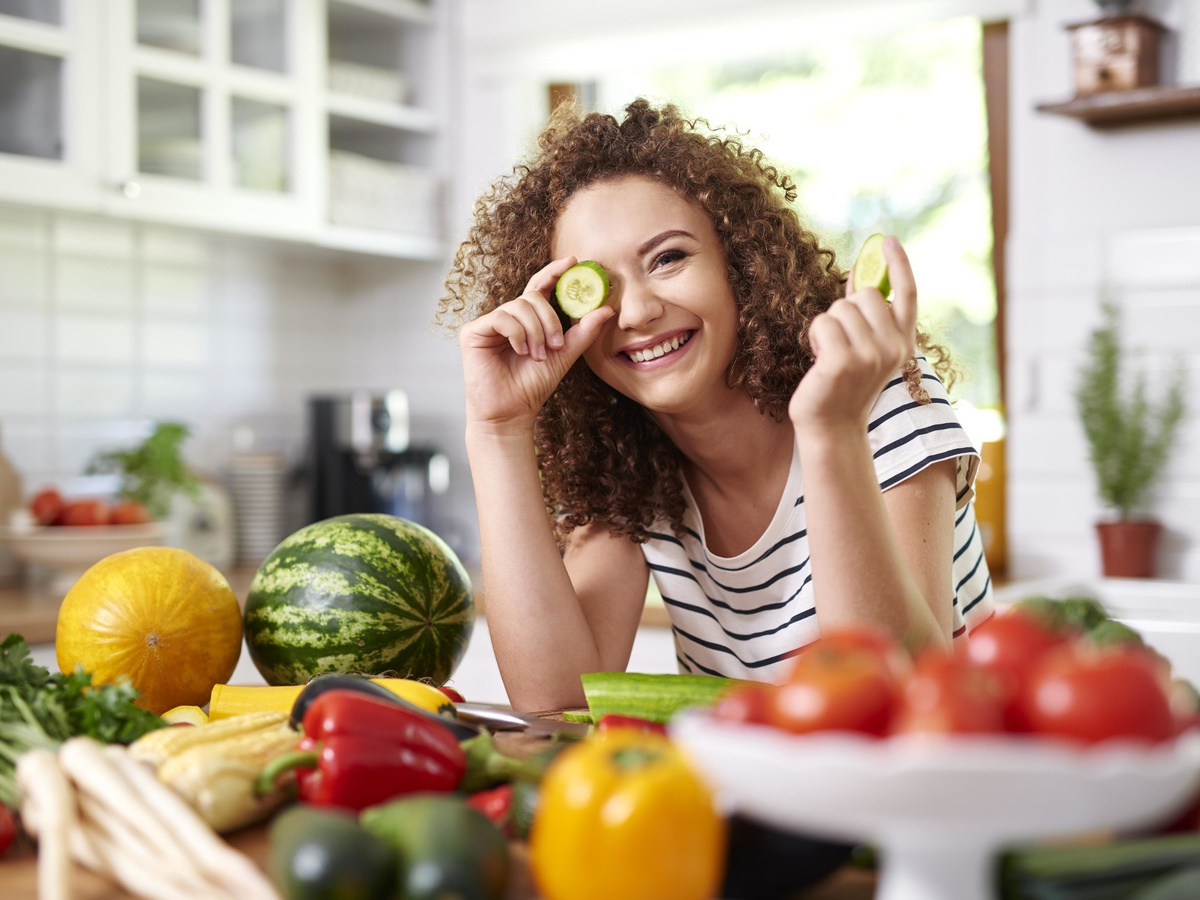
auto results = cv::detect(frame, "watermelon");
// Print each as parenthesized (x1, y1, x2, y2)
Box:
(243, 514, 474, 686)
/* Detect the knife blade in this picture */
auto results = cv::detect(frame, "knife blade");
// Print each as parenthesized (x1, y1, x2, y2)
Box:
(454, 702, 592, 738)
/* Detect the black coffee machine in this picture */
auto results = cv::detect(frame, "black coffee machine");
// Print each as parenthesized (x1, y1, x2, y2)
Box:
(308, 390, 449, 529)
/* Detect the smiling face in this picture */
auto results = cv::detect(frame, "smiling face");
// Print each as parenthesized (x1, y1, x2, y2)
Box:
(551, 175, 741, 418)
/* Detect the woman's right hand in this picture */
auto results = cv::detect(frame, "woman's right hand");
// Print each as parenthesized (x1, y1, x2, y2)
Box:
(460, 255, 614, 434)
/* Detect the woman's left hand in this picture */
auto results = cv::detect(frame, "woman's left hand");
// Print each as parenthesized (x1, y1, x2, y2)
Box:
(788, 235, 918, 436)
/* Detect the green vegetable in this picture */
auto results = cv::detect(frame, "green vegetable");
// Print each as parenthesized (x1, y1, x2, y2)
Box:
(1081, 618, 1145, 650)
(360, 793, 509, 900)
(87, 421, 199, 519)
(1057, 595, 1111, 633)
(579, 672, 750, 724)
(269, 805, 396, 900)
(1130, 867, 1200, 900)
(555, 260, 609, 318)
(509, 779, 539, 840)
(243, 513, 475, 686)
(0, 634, 165, 807)
(852, 233, 891, 298)
(457, 731, 556, 794)
(1000, 833, 1200, 900)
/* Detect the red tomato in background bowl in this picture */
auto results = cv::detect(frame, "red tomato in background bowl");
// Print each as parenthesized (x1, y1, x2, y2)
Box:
(29, 488, 64, 525)
(58, 499, 110, 527)
(109, 499, 152, 525)
(1019, 644, 1177, 746)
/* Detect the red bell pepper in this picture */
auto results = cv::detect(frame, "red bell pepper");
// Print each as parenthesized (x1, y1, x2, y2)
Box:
(258, 689, 467, 811)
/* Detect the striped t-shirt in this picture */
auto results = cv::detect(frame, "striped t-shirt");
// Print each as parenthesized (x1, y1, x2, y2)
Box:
(641, 358, 995, 682)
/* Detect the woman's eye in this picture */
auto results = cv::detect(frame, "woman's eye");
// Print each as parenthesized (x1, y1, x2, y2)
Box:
(652, 249, 686, 269)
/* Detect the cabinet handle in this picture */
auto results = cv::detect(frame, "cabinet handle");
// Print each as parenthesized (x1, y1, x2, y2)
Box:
(119, 180, 142, 199)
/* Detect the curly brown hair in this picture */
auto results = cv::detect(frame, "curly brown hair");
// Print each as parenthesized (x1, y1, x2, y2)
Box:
(438, 98, 952, 544)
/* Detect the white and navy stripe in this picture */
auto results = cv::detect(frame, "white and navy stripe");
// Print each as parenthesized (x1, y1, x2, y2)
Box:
(642, 357, 995, 682)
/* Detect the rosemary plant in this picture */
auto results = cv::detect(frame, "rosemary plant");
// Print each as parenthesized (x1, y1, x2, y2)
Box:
(1075, 302, 1186, 519)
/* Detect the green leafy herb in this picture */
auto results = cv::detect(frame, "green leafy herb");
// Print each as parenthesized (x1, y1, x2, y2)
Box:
(87, 421, 200, 519)
(0, 634, 166, 806)
(1076, 302, 1186, 519)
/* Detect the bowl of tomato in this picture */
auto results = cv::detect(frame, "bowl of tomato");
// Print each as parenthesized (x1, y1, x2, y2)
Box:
(3, 490, 163, 594)
(671, 618, 1200, 900)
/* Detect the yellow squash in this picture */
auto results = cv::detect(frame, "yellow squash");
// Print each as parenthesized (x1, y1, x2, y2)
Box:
(56, 547, 243, 715)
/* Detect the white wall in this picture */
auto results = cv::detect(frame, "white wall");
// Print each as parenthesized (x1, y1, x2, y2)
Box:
(0, 203, 476, 563)
(1006, 0, 1200, 581)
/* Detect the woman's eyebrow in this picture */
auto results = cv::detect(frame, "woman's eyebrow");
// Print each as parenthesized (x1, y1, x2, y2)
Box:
(636, 229, 695, 256)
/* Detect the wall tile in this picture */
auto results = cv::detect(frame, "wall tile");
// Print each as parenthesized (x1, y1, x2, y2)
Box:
(140, 226, 211, 266)
(55, 314, 136, 366)
(0, 421, 53, 484)
(142, 372, 211, 418)
(56, 257, 136, 313)
(0, 365, 50, 416)
(143, 264, 209, 316)
(0, 247, 48, 308)
(53, 215, 134, 260)
(54, 371, 135, 418)
(1108, 228, 1200, 288)
(0, 309, 49, 360)
(142, 320, 210, 368)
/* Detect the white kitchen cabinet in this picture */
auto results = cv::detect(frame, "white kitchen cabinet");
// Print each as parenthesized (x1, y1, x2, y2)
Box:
(0, 0, 448, 259)
(0, 1, 104, 211)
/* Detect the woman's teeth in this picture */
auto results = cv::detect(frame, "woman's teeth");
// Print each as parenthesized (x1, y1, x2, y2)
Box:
(627, 332, 691, 363)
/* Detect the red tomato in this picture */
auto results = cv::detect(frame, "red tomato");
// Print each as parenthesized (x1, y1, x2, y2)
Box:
(809, 625, 911, 680)
(109, 499, 152, 525)
(29, 488, 64, 526)
(710, 684, 775, 726)
(770, 631, 903, 737)
(1019, 644, 1177, 746)
(959, 609, 1067, 731)
(0, 802, 15, 857)
(891, 650, 1008, 736)
(58, 499, 111, 527)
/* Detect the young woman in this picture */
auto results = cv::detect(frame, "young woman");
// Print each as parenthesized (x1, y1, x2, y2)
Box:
(439, 99, 993, 711)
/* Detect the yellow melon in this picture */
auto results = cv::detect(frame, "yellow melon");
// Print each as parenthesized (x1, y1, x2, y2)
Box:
(56, 547, 244, 715)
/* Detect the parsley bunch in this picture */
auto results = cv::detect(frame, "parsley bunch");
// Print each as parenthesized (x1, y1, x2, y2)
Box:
(0, 634, 166, 806)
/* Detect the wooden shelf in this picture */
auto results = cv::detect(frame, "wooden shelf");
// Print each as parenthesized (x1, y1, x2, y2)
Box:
(1036, 84, 1200, 127)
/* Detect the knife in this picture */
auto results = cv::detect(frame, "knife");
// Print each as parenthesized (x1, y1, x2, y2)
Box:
(454, 702, 593, 738)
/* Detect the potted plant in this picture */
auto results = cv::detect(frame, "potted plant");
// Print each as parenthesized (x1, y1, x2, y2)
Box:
(1076, 302, 1186, 577)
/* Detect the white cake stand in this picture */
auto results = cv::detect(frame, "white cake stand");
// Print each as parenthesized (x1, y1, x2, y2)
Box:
(671, 714, 1200, 900)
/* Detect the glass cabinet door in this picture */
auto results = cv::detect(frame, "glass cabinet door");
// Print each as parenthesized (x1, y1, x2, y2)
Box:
(0, 0, 104, 209)
(102, 0, 314, 233)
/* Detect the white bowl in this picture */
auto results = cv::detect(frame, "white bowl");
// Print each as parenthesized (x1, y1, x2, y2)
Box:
(1, 523, 165, 595)
(671, 713, 1200, 900)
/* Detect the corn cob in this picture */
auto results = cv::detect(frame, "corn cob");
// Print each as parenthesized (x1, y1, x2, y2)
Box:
(127, 710, 287, 769)
(154, 720, 301, 833)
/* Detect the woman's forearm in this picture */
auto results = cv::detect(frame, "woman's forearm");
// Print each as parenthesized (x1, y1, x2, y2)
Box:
(795, 424, 952, 653)
(465, 425, 604, 710)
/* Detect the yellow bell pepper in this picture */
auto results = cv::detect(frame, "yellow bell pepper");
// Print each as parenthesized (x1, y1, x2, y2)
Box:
(529, 727, 726, 900)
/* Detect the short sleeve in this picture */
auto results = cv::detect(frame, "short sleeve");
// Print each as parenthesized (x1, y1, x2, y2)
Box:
(866, 357, 980, 510)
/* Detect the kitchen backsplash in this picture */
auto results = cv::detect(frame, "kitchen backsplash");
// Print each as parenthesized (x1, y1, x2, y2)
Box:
(0, 202, 478, 561)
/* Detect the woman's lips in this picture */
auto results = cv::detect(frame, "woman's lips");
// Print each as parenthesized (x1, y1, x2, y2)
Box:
(623, 330, 694, 365)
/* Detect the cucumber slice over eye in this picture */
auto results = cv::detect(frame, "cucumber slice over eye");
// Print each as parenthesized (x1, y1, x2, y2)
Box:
(852, 233, 891, 299)
(555, 260, 610, 318)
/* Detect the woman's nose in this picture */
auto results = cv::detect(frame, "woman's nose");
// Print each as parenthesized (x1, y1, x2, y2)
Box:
(612, 280, 664, 331)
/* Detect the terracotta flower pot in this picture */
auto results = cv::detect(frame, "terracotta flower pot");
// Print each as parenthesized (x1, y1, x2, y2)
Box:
(1095, 520, 1163, 578)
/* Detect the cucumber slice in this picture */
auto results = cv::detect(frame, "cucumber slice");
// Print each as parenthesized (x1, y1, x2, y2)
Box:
(852, 233, 891, 298)
(555, 260, 609, 318)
